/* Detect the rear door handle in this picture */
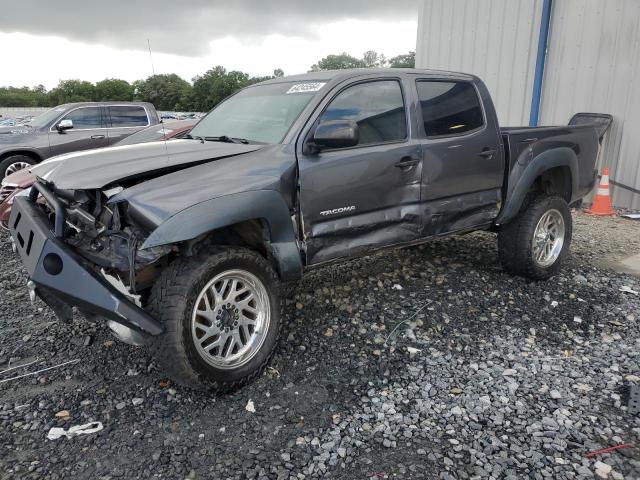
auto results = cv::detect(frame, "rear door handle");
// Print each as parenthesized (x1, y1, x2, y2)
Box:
(395, 156, 420, 170)
(478, 148, 497, 159)
(91, 135, 105, 140)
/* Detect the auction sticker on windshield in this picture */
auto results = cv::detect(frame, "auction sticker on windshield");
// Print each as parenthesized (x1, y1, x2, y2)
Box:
(286, 82, 326, 94)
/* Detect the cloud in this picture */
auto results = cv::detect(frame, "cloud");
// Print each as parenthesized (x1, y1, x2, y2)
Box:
(1, 0, 419, 56)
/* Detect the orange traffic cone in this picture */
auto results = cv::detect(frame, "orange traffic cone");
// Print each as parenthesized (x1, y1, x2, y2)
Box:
(585, 167, 615, 216)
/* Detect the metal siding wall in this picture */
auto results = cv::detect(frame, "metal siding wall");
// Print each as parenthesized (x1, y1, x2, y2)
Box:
(540, 0, 640, 209)
(416, 0, 543, 126)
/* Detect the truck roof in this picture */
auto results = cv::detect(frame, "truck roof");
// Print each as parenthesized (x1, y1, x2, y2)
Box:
(55, 101, 155, 109)
(260, 68, 477, 85)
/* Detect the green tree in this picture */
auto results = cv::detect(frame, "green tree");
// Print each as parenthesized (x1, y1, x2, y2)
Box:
(94, 78, 134, 101)
(0, 86, 49, 107)
(388, 51, 416, 68)
(48, 80, 96, 105)
(190, 66, 252, 111)
(362, 50, 387, 68)
(273, 68, 284, 78)
(310, 53, 366, 71)
(133, 74, 191, 111)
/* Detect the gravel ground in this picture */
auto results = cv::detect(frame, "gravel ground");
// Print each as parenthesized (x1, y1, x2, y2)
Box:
(1, 211, 639, 479)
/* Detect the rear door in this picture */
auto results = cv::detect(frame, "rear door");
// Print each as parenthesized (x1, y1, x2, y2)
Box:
(105, 105, 151, 145)
(48, 105, 108, 156)
(297, 76, 422, 265)
(413, 78, 503, 235)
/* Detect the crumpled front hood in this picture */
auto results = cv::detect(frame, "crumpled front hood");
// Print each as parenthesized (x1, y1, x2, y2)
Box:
(36, 139, 263, 190)
(111, 144, 297, 230)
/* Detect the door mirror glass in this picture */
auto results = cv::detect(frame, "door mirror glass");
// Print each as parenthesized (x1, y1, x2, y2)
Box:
(313, 120, 359, 150)
(57, 119, 73, 131)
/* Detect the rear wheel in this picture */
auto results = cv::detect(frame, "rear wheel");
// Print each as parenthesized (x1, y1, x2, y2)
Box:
(498, 195, 572, 280)
(0, 155, 36, 179)
(148, 247, 282, 392)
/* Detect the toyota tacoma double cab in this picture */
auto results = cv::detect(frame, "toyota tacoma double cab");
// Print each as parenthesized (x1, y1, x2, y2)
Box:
(8, 69, 606, 391)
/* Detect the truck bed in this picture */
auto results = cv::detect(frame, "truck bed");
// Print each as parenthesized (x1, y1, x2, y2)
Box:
(501, 124, 600, 202)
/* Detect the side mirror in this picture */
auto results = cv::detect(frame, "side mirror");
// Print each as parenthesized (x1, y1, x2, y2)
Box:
(312, 120, 359, 151)
(56, 119, 73, 132)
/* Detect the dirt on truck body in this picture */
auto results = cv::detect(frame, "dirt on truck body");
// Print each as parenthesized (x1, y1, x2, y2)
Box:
(8, 68, 609, 391)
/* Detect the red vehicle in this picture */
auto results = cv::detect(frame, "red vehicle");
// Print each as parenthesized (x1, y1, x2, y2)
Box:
(0, 120, 195, 229)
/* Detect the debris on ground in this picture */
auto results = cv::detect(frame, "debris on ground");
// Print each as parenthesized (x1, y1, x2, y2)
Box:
(0, 359, 80, 384)
(620, 285, 639, 295)
(47, 422, 104, 440)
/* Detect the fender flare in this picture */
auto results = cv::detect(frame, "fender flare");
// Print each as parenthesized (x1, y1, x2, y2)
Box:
(497, 147, 578, 225)
(140, 190, 303, 281)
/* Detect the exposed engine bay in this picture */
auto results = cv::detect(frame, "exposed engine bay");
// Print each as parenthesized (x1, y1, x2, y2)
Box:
(39, 182, 172, 294)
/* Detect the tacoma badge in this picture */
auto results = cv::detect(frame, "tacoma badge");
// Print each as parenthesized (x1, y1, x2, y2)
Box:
(320, 206, 356, 216)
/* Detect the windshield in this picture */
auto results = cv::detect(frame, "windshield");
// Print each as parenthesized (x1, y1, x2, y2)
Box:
(189, 81, 325, 144)
(27, 106, 69, 129)
(117, 124, 176, 146)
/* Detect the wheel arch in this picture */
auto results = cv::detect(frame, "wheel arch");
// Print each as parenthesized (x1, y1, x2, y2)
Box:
(0, 149, 43, 164)
(497, 147, 577, 225)
(141, 190, 303, 281)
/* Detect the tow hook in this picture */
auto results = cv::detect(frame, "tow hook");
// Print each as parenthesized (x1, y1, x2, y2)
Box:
(27, 280, 36, 303)
(10, 237, 16, 253)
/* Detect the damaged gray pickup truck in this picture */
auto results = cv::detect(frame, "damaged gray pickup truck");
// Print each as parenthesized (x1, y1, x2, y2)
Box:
(9, 69, 608, 391)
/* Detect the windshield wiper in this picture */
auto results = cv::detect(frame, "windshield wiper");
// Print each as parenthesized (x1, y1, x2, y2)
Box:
(203, 135, 250, 144)
(186, 133, 205, 143)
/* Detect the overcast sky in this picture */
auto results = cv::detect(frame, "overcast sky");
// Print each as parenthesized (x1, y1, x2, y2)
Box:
(1, 0, 419, 89)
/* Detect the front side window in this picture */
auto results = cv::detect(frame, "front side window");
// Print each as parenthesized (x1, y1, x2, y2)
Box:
(61, 107, 103, 129)
(109, 106, 148, 127)
(416, 81, 484, 137)
(319, 80, 407, 147)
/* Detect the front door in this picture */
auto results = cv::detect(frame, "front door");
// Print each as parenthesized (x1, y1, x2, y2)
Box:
(48, 105, 108, 156)
(298, 78, 422, 265)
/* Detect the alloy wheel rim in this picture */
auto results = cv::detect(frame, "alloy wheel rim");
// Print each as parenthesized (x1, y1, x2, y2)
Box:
(5, 161, 30, 176)
(532, 209, 565, 267)
(191, 269, 270, 369)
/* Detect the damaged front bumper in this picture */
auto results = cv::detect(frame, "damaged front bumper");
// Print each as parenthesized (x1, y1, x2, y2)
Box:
(8, 193, 163, 339)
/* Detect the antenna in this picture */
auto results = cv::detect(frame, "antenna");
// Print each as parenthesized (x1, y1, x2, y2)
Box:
(147, 39, 168, 155)
(147, 39, 156, 76)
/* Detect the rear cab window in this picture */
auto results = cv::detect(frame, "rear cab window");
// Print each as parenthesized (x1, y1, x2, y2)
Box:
(319, 79, 407, 147)
(416, 80, 484, 137)
(108, 105, 149, 127)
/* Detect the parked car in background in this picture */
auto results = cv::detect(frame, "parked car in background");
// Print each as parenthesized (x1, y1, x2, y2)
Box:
(0, 120, 195, 229)
(115, 119, 196, 146)
(7, 69, 607, 391)
(0, 102, 160, 179)
(0, 118, 17, 127)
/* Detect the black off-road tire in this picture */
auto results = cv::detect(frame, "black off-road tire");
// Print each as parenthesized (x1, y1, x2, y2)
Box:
(498, 195, 572, 280)
(147, 247, 282, 392)
(0, 155, 36, 179)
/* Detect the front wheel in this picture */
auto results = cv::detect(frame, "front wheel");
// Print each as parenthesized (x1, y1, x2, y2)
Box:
(148, 247, 282, 392)
(0, 155, 36, 179)
(498, 196, 572, 280)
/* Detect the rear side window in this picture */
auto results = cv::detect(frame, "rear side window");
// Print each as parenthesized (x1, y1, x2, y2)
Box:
(416, 81, 484, 137)
(319, 80, 407, 147)
(108, 105, 148, 127)
(61, 107, 102, 129)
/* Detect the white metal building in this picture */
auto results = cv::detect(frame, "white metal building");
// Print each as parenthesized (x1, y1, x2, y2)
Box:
(416, 0, 640, 210)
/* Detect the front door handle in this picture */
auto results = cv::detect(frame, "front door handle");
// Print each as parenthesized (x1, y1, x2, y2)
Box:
(395, 156, 420, 170)
(478, 148, 497, 159)
(91, 135, 105, 140)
